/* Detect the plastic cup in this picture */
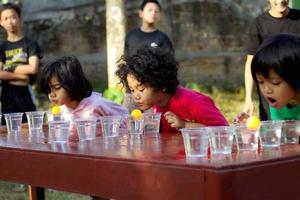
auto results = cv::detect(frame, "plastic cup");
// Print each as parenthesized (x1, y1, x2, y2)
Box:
(4, 113, 23, 135)
(259, 121, 282, 148)
(26, 111, 45, 137)
(234, 125, 259, 151)
(209, 126, 234, 155)
(75, 119, 97, 141)
(127, 116, 144, 135)
(48, 121, 70, 143)
(281, 120, 300, 144)
(100, 116, 122, 137)
(180, 128, 209, 157)
(143, 112, 162, 134)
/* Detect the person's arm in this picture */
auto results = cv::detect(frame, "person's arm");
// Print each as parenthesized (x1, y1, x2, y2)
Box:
(0, 62, 29, 81)
(14, 55, 39, 75)
(243, 54, 254, 115)
(164, 111, 203, 129)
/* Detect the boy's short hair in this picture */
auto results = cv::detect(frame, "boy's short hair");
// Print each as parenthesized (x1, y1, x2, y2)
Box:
(0, 3, 21, 17)
(116, 46, 179, 94)
(251, 33, 300, 90)
(39, 56, 92, 101)
(140, 0, 161, 11)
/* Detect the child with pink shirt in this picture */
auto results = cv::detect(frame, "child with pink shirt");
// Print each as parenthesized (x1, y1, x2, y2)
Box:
(116, 47, 228, 132)
(39, 56, 128, 141)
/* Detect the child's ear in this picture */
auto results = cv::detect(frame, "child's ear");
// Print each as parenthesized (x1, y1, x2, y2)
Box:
(139, 10, 143, 18)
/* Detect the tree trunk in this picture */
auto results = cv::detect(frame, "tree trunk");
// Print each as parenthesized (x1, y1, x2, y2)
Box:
(105, 0, 126, 88)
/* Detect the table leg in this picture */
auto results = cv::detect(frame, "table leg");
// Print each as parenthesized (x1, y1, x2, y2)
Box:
(28, 185, 45, 200)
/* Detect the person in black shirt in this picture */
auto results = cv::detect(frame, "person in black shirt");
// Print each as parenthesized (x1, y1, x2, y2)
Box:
(0, 3, 42, 124)
(123, 0, 174, 111)
(236, 0, 300, 122)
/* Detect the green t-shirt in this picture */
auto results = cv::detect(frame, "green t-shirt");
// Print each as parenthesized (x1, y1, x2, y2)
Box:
(270, 104, 300, 120)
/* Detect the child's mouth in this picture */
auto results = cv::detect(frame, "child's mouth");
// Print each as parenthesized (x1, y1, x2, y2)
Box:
(267, 97, 277, 107)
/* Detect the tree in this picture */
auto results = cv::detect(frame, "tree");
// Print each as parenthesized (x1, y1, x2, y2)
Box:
(105, 0, 126, 88)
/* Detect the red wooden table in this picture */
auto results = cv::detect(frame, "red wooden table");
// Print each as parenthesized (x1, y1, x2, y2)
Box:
(0, 129, 300, 200)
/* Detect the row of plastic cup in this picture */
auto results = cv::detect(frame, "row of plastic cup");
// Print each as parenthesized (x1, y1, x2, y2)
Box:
(181, 120, 300, 157)
(2, 111, 162, 143)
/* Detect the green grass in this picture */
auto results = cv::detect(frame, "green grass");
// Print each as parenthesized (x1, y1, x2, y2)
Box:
(0, 182, 89, 200)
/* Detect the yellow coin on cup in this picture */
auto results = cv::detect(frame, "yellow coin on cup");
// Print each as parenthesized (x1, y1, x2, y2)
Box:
(246, 116, 261, 130)
(51, 105, 61, 115)
(131, 109, 142, 120)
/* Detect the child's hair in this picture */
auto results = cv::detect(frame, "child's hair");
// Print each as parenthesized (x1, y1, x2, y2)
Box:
(39, 56, 93, 101)
(116, 46, 179, 94)
(140, 0, 161, 11)
(0, 3, 21, 18)
(251, 33, 300, 90)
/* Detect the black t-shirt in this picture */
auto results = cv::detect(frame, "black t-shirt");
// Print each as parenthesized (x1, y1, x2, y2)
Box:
(247, 8, 300, 55)
(0, 36, 42, 84)
(124, 27, 174, 57)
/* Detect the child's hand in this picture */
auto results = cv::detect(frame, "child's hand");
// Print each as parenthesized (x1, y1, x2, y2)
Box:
(233, 112, 249, 124)
(164, 111, 185, 129)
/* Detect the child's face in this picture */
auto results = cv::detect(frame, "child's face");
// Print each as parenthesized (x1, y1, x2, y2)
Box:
(139, 2, 160, 25)
(256, 69, 296, 109)
(127, 74, 165, 111)
(269, 0, 289, 14)
(48, 76, 73, 107)
(0, 9, 21, 33)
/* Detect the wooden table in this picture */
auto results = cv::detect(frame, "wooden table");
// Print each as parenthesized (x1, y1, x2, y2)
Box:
(0, 130, 300, 200)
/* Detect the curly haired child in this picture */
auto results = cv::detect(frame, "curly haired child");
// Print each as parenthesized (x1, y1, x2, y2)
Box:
(116, 47, 228, 132)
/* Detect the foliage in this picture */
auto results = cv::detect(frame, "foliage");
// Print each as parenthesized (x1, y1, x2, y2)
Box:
(185, 81, 258, 123)
(103, 87, 124, 104)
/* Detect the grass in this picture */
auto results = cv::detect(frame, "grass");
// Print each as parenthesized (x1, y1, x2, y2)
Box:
(0, 182, 90, 200)
(0, 87, 258, 198)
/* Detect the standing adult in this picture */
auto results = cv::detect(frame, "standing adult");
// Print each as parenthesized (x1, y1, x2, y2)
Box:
(123, 0, 174, 111)
(0, 2, 42, 123)
(239, 0, 300, 121)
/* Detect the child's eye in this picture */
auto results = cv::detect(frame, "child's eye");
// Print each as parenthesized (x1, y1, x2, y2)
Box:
(139, 88, 145, 92)
(272, 82, 281, 86)
(257, 81, 264, 84)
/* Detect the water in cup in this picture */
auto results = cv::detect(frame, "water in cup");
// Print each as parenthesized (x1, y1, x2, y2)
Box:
(100, 116, 122, 137)
(143, 112, 161, 134)
(209, 126, 234, 155)
(259, 121, 282, 148)
(281, 120, 300, 144)
(181, 128, 209, 157)
(48, 121, 70, 143)
(75, 119, 97, 141)
(4, 112, 23, 135)
(26, 111, 45, 137)
(234, 125, 259, 151)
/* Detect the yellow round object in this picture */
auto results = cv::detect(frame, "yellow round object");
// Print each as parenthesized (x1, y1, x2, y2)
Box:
(131, 109, 142, 120)
(51, 105, 61, 115)
(246, 116, 261, 130)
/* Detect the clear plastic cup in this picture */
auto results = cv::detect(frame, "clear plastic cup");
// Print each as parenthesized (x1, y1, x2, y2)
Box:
(209, 126, 234, 155)
(180, 128, 209, 157)
(26, 111, 45, 137)
(281, 120, 300, 144)
(4, 113, 23, 134)
(75, 119, 97, 141)
(100, 116, 122, 137)
(48, 121, 70, 143)
(259, 121, 282, 148)
(234, 125, 259, 151)
(127, 116, 144, 135)
(143, 112, 162, 134)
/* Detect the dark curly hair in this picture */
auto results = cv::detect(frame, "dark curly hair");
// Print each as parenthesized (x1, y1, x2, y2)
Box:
(39, 56, 92, 101)
(251, 33, 300, 90)
(116, 46, 179, 94)
(140, 0, 161, 11)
